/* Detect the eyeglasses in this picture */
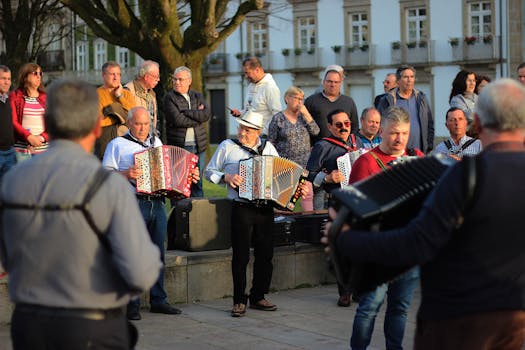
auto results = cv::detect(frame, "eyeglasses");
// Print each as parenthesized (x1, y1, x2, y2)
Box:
(31, 71, 43, 77)
(333, 121, 351, 129)
(289, 96, 304, 102)
(148, 73, 160, 80)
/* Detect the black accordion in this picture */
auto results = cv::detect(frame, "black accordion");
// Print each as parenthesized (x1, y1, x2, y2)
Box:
(329, 154, 455, 294)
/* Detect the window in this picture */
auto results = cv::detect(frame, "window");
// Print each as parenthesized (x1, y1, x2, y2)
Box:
(468, 1, 491, 37)
(250, 22, 267, 55)
(47, 23, 62, 51)
(349, 12, 368, 47)
(94, 39, 107, 70)
(76, 42, 87, 71)
(298, 16, 316, 50)
(406, 7, 427, 42)
(116, 46, 129, 68)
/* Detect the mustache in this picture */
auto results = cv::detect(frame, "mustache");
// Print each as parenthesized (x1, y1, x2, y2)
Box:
(339, 128, 349, 133)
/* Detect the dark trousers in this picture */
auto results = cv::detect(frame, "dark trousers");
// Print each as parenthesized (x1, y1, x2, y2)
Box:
(414, 310, 525, 350)
(11, 306, 130, 350)
(231, 201, 274, 305)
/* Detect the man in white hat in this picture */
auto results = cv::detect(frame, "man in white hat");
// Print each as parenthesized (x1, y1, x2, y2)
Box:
(205, 111, 280, 317)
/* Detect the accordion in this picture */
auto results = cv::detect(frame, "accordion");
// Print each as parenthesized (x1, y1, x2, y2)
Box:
(329, 154, 455, 294)
(239, 156, 308, 211)
(134, 145, 198, 198)
(336, 149, 369, 188)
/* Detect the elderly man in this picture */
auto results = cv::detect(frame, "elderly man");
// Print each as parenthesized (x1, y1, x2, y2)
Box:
(164, 66, 210, 197)
(347, 106, 423, 350)
(356, 107, 382, 149)
(306, 109, 363, 306)
(125, 60, 160, 136)
(328, 79, 525, 349)
(374, 73, 398, 108)
(305, 67, 359, 141)
(103, 106, 198, 320)
(96, 61, 136, 158)
(0, 65, 15, 184)
(433, 107, 482, 160)
(230, 57, 281, 136)
(1, 79, 161, 349)
(377, 65, 434, 154)
(206, 111, 296, 318)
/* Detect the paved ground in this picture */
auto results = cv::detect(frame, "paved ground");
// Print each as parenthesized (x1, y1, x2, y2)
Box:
(0, 284, 420, 350)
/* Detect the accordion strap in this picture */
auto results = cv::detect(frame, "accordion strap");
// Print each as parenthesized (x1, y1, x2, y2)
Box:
(322, 135, 357, 151)
(445, 138, 478, 152)
(121, 133, 154, 149)
(231, 138, 267, 156)
(368, 151, 388, 171)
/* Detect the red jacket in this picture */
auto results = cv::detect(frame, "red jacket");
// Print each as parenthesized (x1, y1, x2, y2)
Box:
(9, 88, 48, 143)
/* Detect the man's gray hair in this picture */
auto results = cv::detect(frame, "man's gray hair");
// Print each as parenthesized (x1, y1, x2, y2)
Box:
(396, 65, 416, 81)
(173, 66, 192, 79)
(138, 60, 159, 78)
(101, 61, 120, 74)
(45, 79, 99, 139)
(0, 65, 10, 73)
(381, 106, 410, 127)
(127, 106, 149, 122)
(475, 78, 525, 131)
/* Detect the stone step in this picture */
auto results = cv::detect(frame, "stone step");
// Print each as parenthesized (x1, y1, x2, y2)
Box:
(0, 243, 334, 324)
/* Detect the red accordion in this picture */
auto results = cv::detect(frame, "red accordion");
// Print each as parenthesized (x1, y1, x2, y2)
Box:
(134, 145, 198, 198)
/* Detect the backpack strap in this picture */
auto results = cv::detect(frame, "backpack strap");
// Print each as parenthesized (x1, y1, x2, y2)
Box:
(0, 167, 113, 252)
(444, 139, 453, 151)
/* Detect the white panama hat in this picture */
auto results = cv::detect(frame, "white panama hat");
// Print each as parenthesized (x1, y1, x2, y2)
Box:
(236, 110, 264, 130)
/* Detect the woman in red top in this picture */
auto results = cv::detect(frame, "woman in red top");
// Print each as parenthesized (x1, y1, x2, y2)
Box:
(9, 63, 48, 147)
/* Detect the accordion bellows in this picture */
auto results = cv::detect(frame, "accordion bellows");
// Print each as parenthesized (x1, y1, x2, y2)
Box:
(134, 145, 198, 198)
(239, 156, 308, 210)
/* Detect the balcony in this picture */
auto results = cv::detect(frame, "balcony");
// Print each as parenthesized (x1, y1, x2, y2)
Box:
(333, 45, 374, 67)
(282, 48, 320, 70)
(391, 41, 433, 64)
(450, 35, 500, 62)
(37, 50, 65, 71)
(204, 53, 228, 74)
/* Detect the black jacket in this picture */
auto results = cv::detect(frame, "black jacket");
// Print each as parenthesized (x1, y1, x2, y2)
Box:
(163, 89, 211, 153)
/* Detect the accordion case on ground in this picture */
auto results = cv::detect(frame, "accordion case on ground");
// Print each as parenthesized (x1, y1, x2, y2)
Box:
(239, 156, 308, 211)
(134, 145, 198, 198)
(330, 154, 455, 294)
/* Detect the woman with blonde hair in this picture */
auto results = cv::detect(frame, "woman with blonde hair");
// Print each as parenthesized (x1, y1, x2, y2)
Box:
(268, 86, 319, 210)
(9, 62, 48, 148)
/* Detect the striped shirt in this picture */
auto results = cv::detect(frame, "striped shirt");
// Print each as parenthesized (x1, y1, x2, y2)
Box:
(21, 96, 45, 135)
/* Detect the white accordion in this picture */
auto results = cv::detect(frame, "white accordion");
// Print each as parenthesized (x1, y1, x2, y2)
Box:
(239, 156, 308, 210)
(134, 145, 198, 198)
(336, 149, 369, 188)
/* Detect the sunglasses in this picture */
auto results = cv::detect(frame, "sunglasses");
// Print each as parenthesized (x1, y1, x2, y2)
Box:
(31, 71, 43, 77)
(333, 121, 351, 129)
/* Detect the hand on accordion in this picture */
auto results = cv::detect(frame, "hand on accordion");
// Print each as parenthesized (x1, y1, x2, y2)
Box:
(325, 169, 344, 184)
(224, 173, 244, 189)
(125, 164, 143, 180)
(298, 182, 309, 199)
(189, 167, 200, 184)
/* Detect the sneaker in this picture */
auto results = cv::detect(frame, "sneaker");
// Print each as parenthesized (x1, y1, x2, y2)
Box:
(150, 303, 182, 315)
(126, 304, 141, 321)
(337, 294, 351, 307)
(231, 303, 246, 317)
(250, 299, 277, 311)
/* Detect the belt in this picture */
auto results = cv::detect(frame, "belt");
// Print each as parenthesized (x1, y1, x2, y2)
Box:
(15, 303, 124, 321)
(136, 194, 164, 201)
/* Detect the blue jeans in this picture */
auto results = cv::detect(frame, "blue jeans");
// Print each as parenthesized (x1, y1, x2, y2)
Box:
(351, 267, 419, 350)
(184, 145, 205, 198)
(131, 198, 168, 306)
(0, 147, 16, 186)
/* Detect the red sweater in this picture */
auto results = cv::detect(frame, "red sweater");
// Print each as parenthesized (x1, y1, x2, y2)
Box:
(349, 146, 424, 183)
(9, 88, 48, 143)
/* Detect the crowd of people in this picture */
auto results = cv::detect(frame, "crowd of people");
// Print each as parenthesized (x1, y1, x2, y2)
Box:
(0, 56, 524, 350)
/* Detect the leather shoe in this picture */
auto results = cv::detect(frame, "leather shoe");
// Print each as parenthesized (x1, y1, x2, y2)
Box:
(150, 303, 182, 315)
(231, 303, 246, 317)
(337, 294, 351, 307)
(250, 299, 277, 311)
(126, 304, 141, 321)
